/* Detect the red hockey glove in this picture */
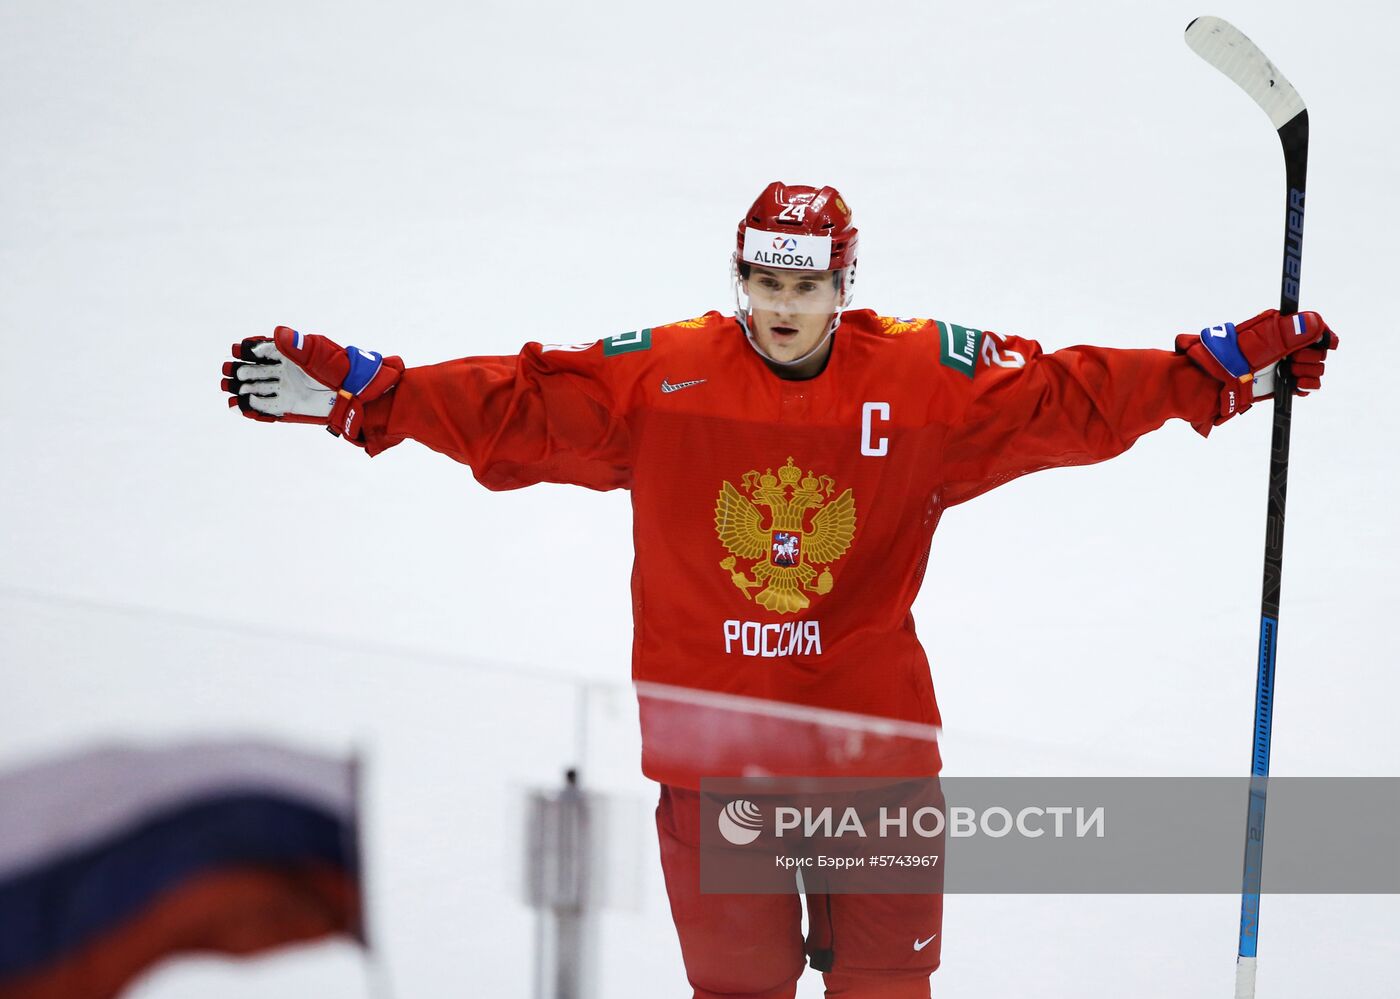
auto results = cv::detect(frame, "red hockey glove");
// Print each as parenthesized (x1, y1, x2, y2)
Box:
(1175, 309, 1338, 421)
(222, 326, 403, 442)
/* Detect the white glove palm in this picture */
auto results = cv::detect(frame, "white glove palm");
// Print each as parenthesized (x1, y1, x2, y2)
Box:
(224, 339, 335, 421)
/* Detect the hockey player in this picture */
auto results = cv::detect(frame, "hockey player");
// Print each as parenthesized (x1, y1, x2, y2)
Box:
(222, 182, 1336, 998)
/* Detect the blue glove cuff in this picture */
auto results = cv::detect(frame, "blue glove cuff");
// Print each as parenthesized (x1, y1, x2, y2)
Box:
(1199, 322, 1252, 380)
(342, 346, 384, 396)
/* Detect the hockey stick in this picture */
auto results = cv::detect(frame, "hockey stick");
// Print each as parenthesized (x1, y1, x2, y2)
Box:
(1183, 16, 1309, 999)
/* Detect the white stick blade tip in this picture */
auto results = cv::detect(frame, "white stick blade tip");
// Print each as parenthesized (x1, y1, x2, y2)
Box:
(1185, 16, 1306, 129)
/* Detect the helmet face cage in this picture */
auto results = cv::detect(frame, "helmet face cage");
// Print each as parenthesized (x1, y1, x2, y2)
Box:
(731, 253, 855, 332)
(732, 254, 855, 372)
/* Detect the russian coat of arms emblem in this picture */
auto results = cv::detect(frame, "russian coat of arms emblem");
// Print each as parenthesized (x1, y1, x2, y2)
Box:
(714, 457, 858, 614)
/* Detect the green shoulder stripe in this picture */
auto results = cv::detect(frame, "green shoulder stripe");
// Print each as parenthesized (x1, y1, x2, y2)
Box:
(935, 320, 983, 378)
(602, 328, 653, 356)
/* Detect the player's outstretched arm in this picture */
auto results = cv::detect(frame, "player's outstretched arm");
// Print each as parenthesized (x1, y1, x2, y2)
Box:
(222, 326, 403, 444)
(941, 309, 1337, 507)
(223, 328, 634, 492)
(353, 339, 634, 492)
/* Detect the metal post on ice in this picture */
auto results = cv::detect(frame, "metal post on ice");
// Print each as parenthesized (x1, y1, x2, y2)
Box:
(525, 768, 594, 999)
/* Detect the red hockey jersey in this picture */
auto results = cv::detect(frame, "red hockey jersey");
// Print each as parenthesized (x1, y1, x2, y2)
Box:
(360, 311, 1222, 787)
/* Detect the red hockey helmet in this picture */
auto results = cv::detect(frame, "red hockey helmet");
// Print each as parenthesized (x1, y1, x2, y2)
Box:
(735, 181, 859, 272)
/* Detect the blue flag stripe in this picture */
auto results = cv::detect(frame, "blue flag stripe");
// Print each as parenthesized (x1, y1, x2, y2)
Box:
(0, 793, 357, 979)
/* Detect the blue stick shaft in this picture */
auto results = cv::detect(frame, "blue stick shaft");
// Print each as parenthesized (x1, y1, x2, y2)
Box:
(1237, 617, 1277, 960)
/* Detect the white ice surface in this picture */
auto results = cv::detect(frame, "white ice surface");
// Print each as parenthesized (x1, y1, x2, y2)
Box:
(2, 1, 1397, 996)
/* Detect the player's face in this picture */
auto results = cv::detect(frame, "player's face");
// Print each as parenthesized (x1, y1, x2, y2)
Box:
(744, 267, 840, 373)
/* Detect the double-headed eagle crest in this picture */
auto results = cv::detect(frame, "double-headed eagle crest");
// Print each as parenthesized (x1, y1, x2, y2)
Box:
(715, 457, 858, 614)
(876, 316, 934, 337)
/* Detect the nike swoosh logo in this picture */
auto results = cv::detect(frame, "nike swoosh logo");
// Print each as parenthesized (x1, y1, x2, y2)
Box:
(913, 934, 938, 951)
(661, 378, 707, 394)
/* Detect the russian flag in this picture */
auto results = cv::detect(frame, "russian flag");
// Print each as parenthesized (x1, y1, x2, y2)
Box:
(0, 741, 364, 999)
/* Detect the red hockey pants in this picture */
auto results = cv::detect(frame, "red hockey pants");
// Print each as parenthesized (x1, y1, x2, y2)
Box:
(656, 785, 942, 999)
